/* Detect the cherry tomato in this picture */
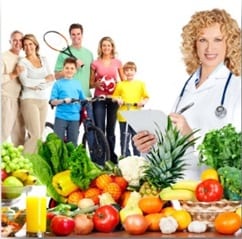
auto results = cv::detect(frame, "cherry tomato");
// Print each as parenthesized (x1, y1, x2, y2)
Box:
(50, 215, 75, 236)
(195, 179, 223, 202)
(93, 205, 120, 232)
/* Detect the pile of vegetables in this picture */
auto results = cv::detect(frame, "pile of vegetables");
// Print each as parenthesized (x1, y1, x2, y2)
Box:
(26, 133, 103, 202)
(198, 124, 242, 200)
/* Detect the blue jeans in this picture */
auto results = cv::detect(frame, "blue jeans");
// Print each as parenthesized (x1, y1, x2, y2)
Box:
(93, 98, 118, 163)
(119, 122, 140, 157)
(54, 117, 79, 146)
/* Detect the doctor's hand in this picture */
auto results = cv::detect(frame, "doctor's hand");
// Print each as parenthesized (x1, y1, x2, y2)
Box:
(132, 131, 157, 153)
(169, 113, 193, 136)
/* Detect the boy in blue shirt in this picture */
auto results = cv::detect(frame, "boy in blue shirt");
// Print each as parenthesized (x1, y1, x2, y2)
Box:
(50, 57, 86, 145)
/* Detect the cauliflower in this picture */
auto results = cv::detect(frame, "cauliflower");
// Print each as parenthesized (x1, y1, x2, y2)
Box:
(118, 156, 148, 187)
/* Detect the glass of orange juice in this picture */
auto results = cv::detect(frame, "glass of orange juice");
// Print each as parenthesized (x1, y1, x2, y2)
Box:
(26, 185, 47, 238)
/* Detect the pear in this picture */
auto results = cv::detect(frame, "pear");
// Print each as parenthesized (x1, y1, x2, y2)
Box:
(119, 191, 143, 223)
(2, 176, 24, 199)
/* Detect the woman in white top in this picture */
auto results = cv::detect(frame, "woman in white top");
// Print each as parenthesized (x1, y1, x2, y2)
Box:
(18, 34, 55, 153)
(133, 9, 241, 180)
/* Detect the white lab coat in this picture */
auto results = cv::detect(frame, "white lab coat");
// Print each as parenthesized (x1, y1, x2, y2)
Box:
(172, 63, 241, 180)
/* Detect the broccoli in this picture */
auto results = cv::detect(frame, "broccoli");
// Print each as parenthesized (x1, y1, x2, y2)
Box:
(218, 166, 242, 201)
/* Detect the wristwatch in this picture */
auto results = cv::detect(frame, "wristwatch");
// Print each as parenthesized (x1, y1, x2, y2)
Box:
(63, 99, 66, 104)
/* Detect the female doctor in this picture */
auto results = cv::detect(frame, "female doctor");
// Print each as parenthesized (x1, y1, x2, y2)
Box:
(133, 8, 241, 180)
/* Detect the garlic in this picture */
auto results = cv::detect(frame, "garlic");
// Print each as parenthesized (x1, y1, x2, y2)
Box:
(188, 220, 207, 233)
(159, 216, 178, 234)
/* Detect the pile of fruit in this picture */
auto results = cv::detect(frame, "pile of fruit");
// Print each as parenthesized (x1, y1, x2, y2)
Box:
(2, 120, 241, 237)
(1, 142, 37, 200)
(29, 120, 241, 237)
(44, 167, 241, 236)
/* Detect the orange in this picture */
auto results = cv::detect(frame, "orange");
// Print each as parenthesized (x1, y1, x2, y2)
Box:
(67, 190, 84, 205)
(200, 168, 219, 181)
(161, 206, 176, 216)
(113, 176, 128, 192)
(145, 213, 165, 231)
(103, 182, 122, 201)
(138, 196, 165, 214)
(171, 209, 192, 231)
(214, 212, 241, 235)
(84, 187, 101, 204)
(95, 174, 113, 190)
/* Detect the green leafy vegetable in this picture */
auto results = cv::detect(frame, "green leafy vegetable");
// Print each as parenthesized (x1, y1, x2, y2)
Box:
(198, 124, 241, 169)
(66, 144, 103, 190)
(218, 166, 242, 200)
(37, 133, 74, 173)
(26, 154, 65, 203)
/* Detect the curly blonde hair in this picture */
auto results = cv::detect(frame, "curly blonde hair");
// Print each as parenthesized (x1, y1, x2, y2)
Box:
(181, 9, 241, 76)
(97, 36, 117, 59)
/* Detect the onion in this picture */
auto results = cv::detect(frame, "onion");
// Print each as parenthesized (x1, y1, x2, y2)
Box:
(78, 198, 95, 209)
(74, 214, 94, 235)
(123, 214, 149, 235)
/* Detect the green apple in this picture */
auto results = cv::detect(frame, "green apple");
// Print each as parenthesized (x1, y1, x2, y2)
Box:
(2, 176, 24, 199)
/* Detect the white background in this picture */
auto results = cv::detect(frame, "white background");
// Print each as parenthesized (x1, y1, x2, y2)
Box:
(1, 0, 241, 152)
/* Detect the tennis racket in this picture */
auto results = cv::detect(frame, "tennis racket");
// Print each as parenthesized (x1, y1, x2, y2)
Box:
(43, 30, 77, 59)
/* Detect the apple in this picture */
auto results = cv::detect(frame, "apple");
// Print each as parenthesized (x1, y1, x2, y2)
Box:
(1, 169, 8, 181)
(2, 176, 24, 199)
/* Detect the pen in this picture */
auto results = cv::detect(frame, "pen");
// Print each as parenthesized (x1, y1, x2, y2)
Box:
(177, 102, 194, 114)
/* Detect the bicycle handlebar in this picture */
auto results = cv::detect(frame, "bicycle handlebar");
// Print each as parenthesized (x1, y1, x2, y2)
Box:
(50, 96, 144, 108)
(70, 96, 107, 104)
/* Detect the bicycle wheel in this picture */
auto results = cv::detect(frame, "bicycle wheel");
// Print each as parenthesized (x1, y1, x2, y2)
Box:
(42, 122, 54, 140)
(82, 125, 111, 165)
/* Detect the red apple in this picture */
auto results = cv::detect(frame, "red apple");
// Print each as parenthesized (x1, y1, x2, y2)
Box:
(1, 169, 8, 181)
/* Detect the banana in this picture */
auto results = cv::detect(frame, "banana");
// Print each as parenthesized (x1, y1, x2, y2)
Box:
(159, 187, 195, 201)
(12, 169, 29, 182)
(24, 175, 37, 185)
(171, 180, 201, 192)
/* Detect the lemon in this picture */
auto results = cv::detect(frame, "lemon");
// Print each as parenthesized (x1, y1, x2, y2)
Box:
(200, 168, 219, 181)
(235, 206, 241, 218)
(171, 209, 192, 231)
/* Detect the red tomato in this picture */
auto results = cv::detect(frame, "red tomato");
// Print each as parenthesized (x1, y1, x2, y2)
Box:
(47, 212, 56, 221)
(195, 179, 223, 202)
(93, 205, 120, 232)
(50, 215, 75, 236)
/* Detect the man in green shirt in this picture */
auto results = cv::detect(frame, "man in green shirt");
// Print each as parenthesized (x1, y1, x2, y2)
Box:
(54, 23, 93, 98)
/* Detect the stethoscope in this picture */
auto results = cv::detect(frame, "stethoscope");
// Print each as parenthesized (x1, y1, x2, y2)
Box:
(175, 72, 232, 119)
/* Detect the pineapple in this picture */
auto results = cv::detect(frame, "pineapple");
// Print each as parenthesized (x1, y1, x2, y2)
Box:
(140, 116, 198, 196)
(139, 181, 160, 197)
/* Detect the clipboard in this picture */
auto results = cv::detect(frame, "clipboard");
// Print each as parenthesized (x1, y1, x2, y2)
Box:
(120, 109, 168, 135)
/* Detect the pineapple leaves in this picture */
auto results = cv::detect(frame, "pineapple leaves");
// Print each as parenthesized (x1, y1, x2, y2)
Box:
(143, 116, 200, 190)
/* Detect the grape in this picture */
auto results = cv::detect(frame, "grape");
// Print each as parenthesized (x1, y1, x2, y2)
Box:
(1, 148, 7, 157)
(0, 142, 33, 173)
(1, 162, 6, 169)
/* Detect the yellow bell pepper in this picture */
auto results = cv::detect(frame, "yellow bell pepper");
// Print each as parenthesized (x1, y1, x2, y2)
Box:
(52, 170, 79, 197)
